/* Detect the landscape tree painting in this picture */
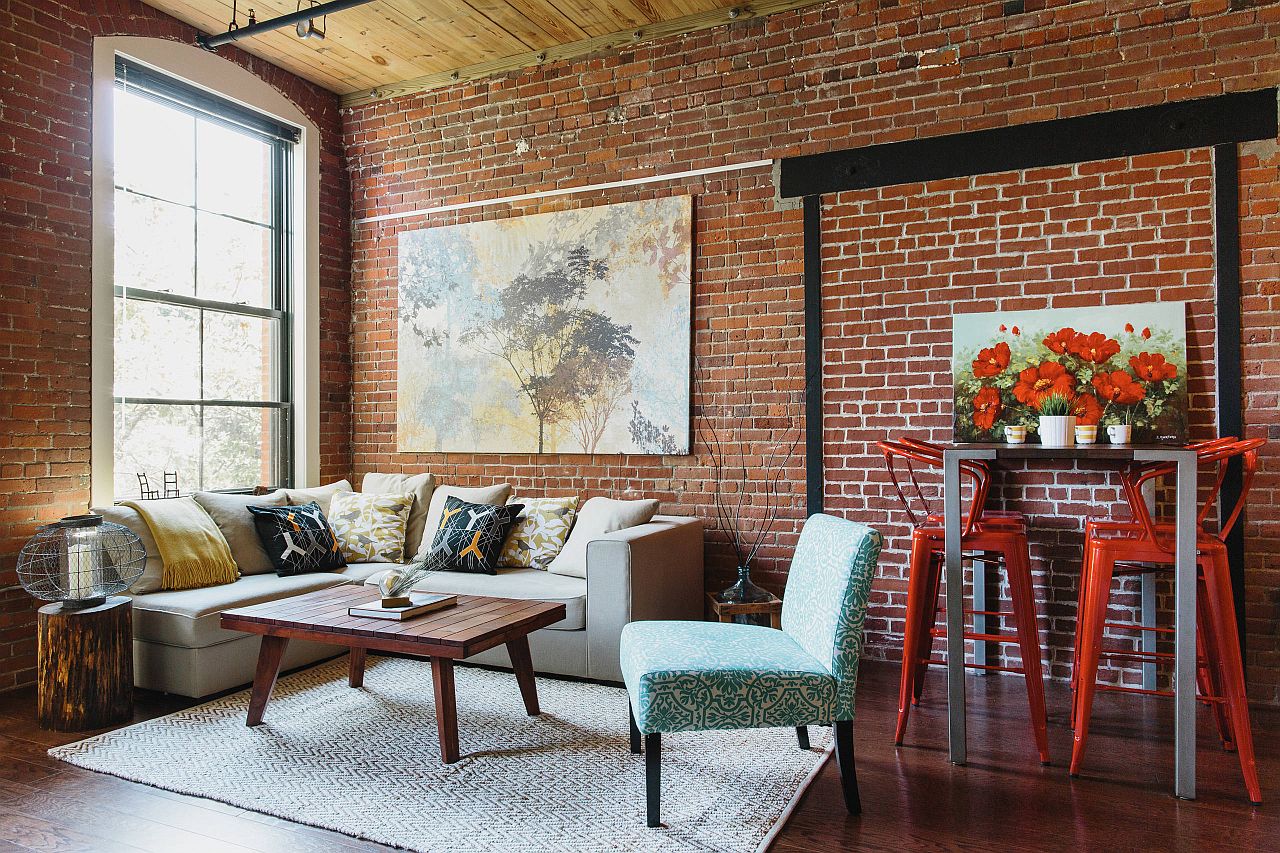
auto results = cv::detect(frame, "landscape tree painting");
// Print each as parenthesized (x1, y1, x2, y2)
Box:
(397, 197, 692, 454)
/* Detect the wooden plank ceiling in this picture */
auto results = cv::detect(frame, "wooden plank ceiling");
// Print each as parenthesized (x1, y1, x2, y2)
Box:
(144, 0, 796, 104)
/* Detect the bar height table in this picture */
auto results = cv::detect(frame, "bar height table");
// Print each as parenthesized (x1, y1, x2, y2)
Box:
(940, 443, 1200, 799)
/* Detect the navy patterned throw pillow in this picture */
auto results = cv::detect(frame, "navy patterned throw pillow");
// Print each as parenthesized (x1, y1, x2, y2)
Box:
(248, 501, 346, 576)
(421, 496, 525, 575)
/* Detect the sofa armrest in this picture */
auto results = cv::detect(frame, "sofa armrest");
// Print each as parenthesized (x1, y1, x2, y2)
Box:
(584, 515, 704, 681)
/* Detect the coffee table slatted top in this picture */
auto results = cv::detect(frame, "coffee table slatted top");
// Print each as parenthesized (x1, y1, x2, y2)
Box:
(221, 584, 566, 659)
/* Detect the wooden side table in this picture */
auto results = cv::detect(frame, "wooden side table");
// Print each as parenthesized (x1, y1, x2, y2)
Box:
(37, 597, 133, 731)
(707, 593, 783, 629)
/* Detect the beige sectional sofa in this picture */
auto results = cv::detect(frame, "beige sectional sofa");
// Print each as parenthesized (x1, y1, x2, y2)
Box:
(101, 481, 703, 698)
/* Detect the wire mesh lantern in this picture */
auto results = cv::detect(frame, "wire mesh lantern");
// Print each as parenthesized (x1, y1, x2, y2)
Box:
(17, 515, 146, 609)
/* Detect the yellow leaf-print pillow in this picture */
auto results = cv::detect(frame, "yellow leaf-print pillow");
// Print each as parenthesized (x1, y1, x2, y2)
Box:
(328, 491, 414, 563)
(498, 496, 580, 569)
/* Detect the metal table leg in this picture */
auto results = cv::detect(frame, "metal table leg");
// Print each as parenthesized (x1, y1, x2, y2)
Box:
(1172, 450, 1198, 800)
(1136, 448, 1198, 799)
(943, 450, 967, 765)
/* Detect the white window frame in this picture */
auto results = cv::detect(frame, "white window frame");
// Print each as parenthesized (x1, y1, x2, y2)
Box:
(91, 37, 322, 505)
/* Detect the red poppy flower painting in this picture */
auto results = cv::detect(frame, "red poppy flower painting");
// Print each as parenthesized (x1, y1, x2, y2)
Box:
(1071, 392, 1103, 426)
(1092, 370, 1146, 405)
(972, 341, 1011, 378)
(1130, 351, 1178, 382)
(952, 302, 1187, 443)
(1043, 327, 1077, 355)
(1069, 332, 1121, 364)
(972, 386, 1002, 432)
(1013, 361, 1076, 409)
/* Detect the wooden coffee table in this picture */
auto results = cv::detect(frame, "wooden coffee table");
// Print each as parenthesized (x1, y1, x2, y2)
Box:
(221, 584, 566, 763)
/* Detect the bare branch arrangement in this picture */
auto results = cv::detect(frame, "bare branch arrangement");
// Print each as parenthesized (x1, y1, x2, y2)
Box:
(695, 360, 804, 575)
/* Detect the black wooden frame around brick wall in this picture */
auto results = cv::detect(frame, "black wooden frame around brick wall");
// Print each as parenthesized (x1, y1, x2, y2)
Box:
(780, 88, 1279, 656)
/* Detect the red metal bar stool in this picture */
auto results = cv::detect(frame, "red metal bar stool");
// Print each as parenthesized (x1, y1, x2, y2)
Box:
(880, 440, 1050, 765)
(1070, 438, 1265, 803)
(1068, 437, 1239, 732)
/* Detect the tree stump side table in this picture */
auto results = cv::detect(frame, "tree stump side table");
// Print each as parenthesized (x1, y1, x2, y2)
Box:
(706, 593, 784, 629)
(37, 596, 133, 731)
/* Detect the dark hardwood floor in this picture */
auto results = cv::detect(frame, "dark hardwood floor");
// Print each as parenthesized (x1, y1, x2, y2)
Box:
(0, 658, 1274, 852)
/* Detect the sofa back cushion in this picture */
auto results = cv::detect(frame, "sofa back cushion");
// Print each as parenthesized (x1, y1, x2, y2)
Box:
(361, 472, 435, 557)
(192, 490, 288, 576)
(93, 504, 164, 595)
(546, 497, 659, 578)
(283, 480, 352, 516)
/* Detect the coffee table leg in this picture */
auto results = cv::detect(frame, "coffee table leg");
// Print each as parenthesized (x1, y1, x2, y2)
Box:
(431, 657, 460, 763)
(246, 635, 289, 727)
(348, 647, 366, 688)
(507, 635, 540, 716)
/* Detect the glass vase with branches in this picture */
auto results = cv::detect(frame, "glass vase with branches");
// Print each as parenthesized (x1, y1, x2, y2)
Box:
(696, 362, 803, 604)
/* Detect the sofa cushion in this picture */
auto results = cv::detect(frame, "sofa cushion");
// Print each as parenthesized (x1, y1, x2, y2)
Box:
(248, 502, 346, 575)
(499, 495, 579, 569)
(363, 566, 586, 631)
(421, 496, 524, 575)
(328, 491, 414, 563)
(415, 484, 512, 559)
(283, 480, 352, 516)
(192, 490, 288, 575)
(334, 562, 396, 582)
(547, 497, 659, 578)
(131, 572, 349, 649)
(93, 504, 163, 594)
(620, 620, 838, 734)
(361, 472, 435, 558)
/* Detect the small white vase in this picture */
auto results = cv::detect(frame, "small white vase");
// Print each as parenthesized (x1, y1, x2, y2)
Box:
(1039, 415, 1076, 448)
(1107, 424, 1133, 444)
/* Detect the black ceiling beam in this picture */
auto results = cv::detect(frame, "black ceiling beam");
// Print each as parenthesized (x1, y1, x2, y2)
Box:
(197, 0, 377, 50)
(779, 88, 1278, 198)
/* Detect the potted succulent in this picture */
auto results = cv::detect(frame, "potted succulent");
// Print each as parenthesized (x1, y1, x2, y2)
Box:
(1037, 393, 1076, 448)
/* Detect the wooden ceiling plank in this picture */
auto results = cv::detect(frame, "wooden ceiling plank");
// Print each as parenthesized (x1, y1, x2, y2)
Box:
(363, 0, 522, 70)
(381, 0, 532, 63)
(153, 0, 414, 91)
(456, 0, 583, 49)
(342, 0, 827, 107)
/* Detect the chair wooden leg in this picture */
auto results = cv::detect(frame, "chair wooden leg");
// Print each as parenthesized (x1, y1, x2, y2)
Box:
(645, 733, 662, 827)
(629, 705, 642, 754)
(1005, 538, 1050, 765)
(834, 720, 861, 816)
(796, 726, 810, 750)
(1202, 554, 1262, 804)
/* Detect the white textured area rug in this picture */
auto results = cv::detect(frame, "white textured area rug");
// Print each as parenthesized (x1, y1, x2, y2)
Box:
(50, 655, 832, 853)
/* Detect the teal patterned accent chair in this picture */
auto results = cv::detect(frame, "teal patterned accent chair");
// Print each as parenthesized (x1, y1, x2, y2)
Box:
(619, 513, 882, 827)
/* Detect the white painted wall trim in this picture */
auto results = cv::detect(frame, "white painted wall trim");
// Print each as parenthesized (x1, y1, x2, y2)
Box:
(352, 159, 775, 227)
(90, 37, 322, 506)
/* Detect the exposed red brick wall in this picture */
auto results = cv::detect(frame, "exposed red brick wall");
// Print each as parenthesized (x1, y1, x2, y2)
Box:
(344, 0, 1280, 703)
(0, 1, 351, 691)
(821, 151, 1219, 687)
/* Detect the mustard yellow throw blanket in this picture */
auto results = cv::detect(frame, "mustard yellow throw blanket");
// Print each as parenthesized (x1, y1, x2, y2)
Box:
(122, 497, 238, 590)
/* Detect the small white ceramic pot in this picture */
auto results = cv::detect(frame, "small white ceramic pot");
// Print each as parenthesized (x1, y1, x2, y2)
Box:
(1107, 424, 1133, 444)
(1075, 424, 1098, 445)
(1004, 424, 1027, 445)
(1039, 415, 1077, 448)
